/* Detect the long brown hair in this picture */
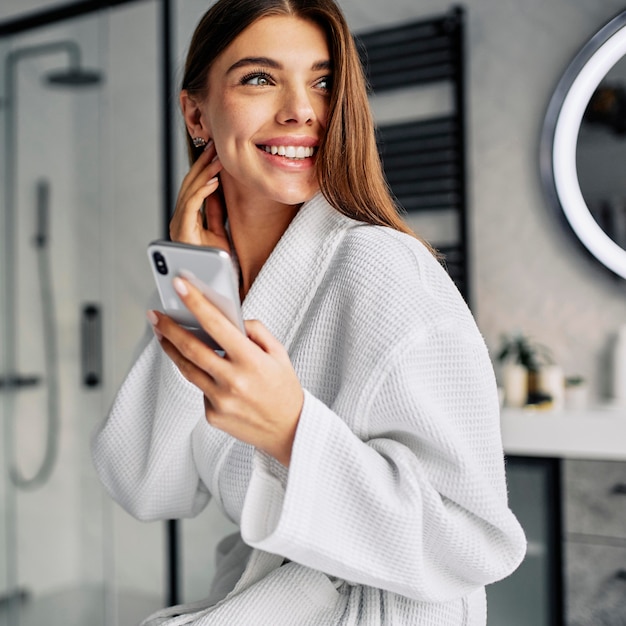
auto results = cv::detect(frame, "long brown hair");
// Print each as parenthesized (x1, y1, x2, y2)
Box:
(182, 0, 422, 240)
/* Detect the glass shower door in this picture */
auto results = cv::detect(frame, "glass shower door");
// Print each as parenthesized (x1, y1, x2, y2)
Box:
(2, 0, 168, 622)
(0, 12, 108, 626)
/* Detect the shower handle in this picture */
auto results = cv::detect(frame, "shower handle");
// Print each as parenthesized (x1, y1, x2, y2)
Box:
(0, 374, 41, 390)
(81, 303, 102, 388)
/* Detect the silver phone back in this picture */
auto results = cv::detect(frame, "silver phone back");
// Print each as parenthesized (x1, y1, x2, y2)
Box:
(147, 240, 244, 346)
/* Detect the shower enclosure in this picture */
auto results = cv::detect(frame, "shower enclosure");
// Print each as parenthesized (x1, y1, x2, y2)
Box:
(0, 1, 166, 624)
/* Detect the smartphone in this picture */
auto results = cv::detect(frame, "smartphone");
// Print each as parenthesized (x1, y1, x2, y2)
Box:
(147, 240, 244, 350)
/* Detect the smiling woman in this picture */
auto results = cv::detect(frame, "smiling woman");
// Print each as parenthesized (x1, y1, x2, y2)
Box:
(91, 0, 527, 624)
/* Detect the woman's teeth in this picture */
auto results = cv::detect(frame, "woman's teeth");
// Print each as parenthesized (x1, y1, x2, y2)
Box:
(262, 145, 315, 159)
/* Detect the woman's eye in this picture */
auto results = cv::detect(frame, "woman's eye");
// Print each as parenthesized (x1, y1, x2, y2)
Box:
(242, 73, 273, 86)
(316, 76, 332, 92)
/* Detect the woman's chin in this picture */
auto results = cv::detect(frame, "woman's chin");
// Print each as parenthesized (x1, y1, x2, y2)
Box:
(269, 185, 320, 208)
(221, 170, 319, 209)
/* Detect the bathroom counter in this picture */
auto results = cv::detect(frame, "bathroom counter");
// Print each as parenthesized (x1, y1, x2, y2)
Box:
(500, 405, 626, 460)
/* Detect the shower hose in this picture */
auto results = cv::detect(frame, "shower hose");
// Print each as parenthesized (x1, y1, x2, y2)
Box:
(9, 179, 60, 490)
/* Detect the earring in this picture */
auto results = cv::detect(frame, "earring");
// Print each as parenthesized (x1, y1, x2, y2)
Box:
(192, 136, 207, 149)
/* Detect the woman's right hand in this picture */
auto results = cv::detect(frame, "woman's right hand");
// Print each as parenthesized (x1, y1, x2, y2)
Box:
(170, 140, 228, 250)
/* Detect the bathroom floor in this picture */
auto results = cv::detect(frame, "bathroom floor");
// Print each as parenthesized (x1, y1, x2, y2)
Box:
(0, 585, 161, 626)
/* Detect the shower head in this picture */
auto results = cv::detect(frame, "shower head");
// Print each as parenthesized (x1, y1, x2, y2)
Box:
(5, 40, 104, 94)
(44, 67, 103, 87)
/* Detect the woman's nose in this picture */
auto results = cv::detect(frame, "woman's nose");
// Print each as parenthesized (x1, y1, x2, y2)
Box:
(276, 85, 316, 125)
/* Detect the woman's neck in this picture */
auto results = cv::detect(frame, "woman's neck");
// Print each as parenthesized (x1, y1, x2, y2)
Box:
(222, 182, 302, 300)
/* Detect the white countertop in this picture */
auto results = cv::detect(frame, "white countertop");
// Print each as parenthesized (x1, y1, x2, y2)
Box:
(500, 405, 626, 460)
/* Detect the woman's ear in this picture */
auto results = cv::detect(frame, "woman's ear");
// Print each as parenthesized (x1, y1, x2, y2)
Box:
(180, 90, 211, 141)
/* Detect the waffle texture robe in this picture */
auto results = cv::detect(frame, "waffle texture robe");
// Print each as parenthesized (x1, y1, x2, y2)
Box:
(92, 193, 526, 625)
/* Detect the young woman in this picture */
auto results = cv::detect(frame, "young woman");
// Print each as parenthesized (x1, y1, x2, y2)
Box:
(92, 0, 526, 624)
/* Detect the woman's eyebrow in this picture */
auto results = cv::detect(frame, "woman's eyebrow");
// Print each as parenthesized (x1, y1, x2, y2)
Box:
(226, 57, 332, 74)
(227, 56, 281, 73)
(312, 60, 332, 71)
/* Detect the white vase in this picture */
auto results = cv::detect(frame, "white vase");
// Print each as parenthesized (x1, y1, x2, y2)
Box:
(612, 325, 626, 405)
(565, 383, 588, 411)
(502, 363, 528, 408)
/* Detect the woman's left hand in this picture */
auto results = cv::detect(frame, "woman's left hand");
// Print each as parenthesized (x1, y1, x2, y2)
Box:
(148, 276, 304, 467)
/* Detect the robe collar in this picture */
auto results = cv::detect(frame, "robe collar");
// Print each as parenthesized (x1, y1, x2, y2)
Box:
(241, 193, 357, 351)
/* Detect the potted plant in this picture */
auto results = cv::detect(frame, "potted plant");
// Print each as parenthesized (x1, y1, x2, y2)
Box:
(496, 333, 554, 408)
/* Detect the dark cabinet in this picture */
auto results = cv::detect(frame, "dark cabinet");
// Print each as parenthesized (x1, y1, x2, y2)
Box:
(486, 457, 563, 626)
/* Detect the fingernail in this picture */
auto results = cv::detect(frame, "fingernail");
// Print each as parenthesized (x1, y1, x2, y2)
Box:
(173, 276, 188, 296)
(206, 176, 219, 186)
(203, 139, 214, 152)
(147, 310, 163, 340)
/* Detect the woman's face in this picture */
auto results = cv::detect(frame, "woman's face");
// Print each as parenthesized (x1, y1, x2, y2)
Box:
(198, 15, 332, 208)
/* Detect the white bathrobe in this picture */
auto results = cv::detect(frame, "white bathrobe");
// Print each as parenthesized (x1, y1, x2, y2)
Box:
(92, 193, 526, 625)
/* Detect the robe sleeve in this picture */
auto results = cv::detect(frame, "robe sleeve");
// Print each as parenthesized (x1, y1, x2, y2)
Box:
(91, 336, 211, 521)
(239, 322, 527, 604)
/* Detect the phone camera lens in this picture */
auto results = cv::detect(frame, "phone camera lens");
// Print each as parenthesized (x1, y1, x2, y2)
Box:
(153, 251, 168, 275)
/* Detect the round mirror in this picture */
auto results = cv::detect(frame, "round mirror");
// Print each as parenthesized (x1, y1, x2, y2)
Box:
(541, 10, 626, 279)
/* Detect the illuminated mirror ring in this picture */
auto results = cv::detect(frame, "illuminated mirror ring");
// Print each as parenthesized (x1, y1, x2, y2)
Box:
(541, 10, 626, 279)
